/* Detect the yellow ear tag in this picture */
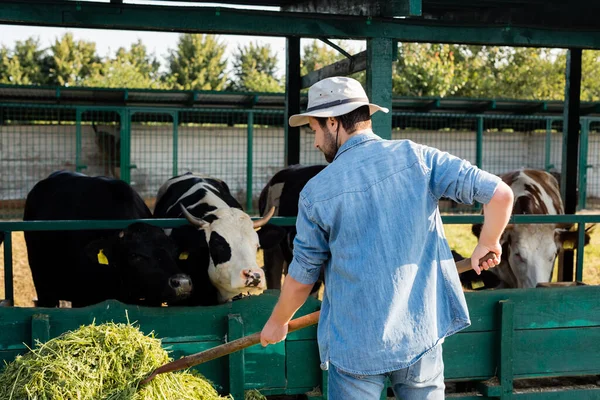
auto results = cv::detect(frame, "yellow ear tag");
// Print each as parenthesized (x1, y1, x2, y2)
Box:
(97, 249, 109, 265)
(254, 227, 262, 232)
(471, 280, 485, 290)
(563, 240, 575, 250)
(179, 252, 189, 260)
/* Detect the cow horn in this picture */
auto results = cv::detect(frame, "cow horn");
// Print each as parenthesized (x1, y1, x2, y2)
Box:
(253, 206, 275, 229)
(180, 203, 209, 229)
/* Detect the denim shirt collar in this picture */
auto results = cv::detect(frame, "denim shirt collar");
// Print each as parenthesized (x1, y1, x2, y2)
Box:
(333, 129, 380, 161)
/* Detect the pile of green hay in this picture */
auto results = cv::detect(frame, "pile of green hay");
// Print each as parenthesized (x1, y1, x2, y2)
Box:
(0, 321, 263, 400)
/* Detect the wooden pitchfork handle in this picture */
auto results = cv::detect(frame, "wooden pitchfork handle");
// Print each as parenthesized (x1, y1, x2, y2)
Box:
(140, 251, 496, 385)
(140, 310, 320, 385)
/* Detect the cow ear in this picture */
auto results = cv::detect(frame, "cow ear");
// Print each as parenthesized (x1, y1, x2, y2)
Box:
(257, 223, 286, 250)
(555, 225, 593, 250)
(83, 239, 114, 266)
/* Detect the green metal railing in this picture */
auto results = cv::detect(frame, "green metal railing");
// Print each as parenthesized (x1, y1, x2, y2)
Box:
(1, 214, 597, 305)
(1, 103, 599, 219)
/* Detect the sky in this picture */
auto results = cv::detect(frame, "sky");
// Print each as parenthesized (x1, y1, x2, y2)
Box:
(0, 1, 364, 78)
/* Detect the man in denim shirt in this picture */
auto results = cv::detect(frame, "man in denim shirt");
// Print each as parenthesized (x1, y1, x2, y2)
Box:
(260, 77, 514, 400)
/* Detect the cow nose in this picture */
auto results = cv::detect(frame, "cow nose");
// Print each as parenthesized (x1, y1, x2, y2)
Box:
(169, 274, 193, 294)
(243, 269, 262, 287)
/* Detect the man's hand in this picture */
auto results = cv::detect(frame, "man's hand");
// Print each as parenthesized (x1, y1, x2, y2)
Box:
(471, 242, 502, 275)
(260, 318, 289, 347)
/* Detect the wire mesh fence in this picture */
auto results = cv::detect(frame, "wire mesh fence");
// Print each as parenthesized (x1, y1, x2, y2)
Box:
(1, 104, 598, 219)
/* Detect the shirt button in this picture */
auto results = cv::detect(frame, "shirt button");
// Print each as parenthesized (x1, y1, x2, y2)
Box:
(320, 361, 329, 371)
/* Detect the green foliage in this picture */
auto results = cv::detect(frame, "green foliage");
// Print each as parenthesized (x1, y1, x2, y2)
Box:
(46, 33, 101, 86)
(230, 41, 282, 92)
(82, 40, 163, 88)
(166, 34, 228, 90)
(0, 38, 48, 85)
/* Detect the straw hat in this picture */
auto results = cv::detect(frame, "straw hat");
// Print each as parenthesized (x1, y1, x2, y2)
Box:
(289, 76, 389, 127)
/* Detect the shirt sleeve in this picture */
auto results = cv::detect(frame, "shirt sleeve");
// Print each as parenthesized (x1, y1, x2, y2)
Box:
(287, 194, 329, 285)
(420, 145, 502, 205)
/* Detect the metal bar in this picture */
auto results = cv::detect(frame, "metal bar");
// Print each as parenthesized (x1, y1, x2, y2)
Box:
(120, 109, 131, 183)
(2, 214, 600, 233)
(75, 109, 84, 172)
(319, 38, 353, 59)
(4, 2, 600, 49)
(578, 119, 589, 210)
(285, 37, 301, 166)
(172, 111, 179, 177)
(576, 222, 586, 282)
(545, 119, 553, 171)
(476, 117, 483, 168)
(558, 48, 582, 282)
(246, 111, 254, 212)
(367, 37, 393, 140)
(499, 300, 514, 400)
(3, 231, 13, 303)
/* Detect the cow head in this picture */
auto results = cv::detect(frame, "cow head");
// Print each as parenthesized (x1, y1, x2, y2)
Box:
(180, 204, 274, 303)
(493, 223, 592, 288)
(85, 222, 192, 305)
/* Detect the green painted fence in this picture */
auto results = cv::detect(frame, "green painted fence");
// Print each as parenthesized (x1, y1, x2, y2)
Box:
(2, 103, 600, 219)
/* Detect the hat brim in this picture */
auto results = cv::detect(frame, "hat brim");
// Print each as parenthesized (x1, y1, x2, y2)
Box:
(289, 102, 389, 127)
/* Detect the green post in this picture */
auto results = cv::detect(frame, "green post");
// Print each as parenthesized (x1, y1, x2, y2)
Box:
(545, 119, 554, 171)
(228, 314, 245, 399)
(3, 231, 13, 304)
(172, 111, 179, 177)
(75, 109, 83, 172)
(578, 119, 589, 210)
(576, 222, 586, 282)
(476, 117, 483, 168)
(246, 112, 254, 213)
(366, 38, 394, 140)
(120, 109, 131, 183)
(499, 300, 514, 400)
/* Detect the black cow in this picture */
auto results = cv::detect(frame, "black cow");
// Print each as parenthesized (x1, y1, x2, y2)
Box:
(153, 173, 283, 305)
(258, 164, 327, 292)
(23, 171, 192, 308)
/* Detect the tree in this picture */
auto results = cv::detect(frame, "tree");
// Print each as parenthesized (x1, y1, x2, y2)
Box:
(82, 40, 163, 88)
(46, 33, 101, 86)
(166, 34, 228, 90)
(393, 43, 469, 97)
(0, 38, 48, 85)
(301, 40, 344, 76)
(230, 41, 282, 92)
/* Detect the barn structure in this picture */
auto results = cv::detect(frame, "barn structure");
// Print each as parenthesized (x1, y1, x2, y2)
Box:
(0, 1, 600, 399)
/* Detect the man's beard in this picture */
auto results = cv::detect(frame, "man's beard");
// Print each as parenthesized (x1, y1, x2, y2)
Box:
(321, 126, 338, 163)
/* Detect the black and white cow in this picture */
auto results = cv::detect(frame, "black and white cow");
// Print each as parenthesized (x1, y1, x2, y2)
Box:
(258, 164, 327, 292)
(24, 171, 192, 308)
(472, 169, 592, 288)
(153, 173, 283, 305)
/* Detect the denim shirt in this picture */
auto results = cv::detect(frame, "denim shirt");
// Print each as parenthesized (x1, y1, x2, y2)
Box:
(287, 130, 501, 375)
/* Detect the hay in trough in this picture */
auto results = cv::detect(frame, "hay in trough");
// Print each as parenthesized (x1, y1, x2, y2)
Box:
(0, 321, 232, 400)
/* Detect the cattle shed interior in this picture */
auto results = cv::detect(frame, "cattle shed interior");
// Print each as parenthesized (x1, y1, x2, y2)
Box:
(1, 1, 600, 399)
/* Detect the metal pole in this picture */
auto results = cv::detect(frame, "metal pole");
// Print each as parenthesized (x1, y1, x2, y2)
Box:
(558, 48, 582, 282)
(578, 119, 589, 210)
(545, 119, 553, 171)
(285, 37, 301, 166)
(172, 111, 179, 177)
(246, 112, 254, 212)
(3, 231, 13, 304)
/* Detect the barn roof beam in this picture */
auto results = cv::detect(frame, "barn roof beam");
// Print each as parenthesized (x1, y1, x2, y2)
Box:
(301, 51, 367, 89)
(2, 1, 600, 49)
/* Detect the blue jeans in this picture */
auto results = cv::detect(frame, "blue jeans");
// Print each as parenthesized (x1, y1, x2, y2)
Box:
(327, 344, 445, 400)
